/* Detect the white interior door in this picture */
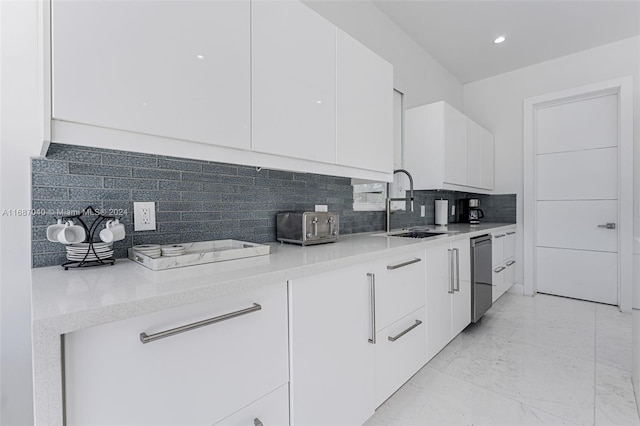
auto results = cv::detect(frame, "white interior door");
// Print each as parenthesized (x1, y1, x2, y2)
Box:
(535, 93, 618, 304)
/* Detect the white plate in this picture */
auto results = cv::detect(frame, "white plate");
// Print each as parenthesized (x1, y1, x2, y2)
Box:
(70, 242, 112, 249)
(161, 252, 183, 257)
(133, 244, 161, 250)
(67, 253, 114, 261)
(67, 246, 113, 253)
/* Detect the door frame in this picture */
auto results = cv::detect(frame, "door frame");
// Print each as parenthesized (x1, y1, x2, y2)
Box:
(523, 77, 634, 311)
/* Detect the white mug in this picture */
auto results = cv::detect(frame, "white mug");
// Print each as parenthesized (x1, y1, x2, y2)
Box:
(57, 221, 87, 245)
(99, 219, 125, 243)
(46, 219, 67, 242)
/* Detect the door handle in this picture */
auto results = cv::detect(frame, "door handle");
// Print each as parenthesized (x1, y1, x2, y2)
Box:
(597, 223, 616, 230)
(454, 248, 460, 292)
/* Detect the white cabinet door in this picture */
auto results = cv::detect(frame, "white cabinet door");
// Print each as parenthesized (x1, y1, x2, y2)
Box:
(52, 0, 251, 150)
(466, 119, 483, 188)
(252, 0, 336, 163)
(374, 251, 426, 332)
(215, 384, 289, 426)
(450, 238, 471, 337)
(443, 103, 468, 186)
(289, 265, 375, 426)
(479, 127, 495, 190)
(467, 119, 494, 190)
(374, 307, 427, 407)
(425, 242, 454, 361)
(336, 29, 394, 173)
(504, 230, 516, 260)
(65, 283, 288, 426)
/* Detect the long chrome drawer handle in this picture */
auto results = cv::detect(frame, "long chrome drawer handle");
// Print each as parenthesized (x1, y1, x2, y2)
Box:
(140, 303, 262, 344)
(506, 260, 516, 266)
(387, 258, 422, 270)
(388, 320, 422, 342)
(367, 273, 376, 344)
(495, 266, 506, 273)
(494, 234, 506, 238)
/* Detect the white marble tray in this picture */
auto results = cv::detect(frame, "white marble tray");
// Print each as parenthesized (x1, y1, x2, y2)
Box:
(128, 240, 270, 271)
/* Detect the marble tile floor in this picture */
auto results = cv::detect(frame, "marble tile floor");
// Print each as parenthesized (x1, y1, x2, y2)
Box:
(365, 293, 639, 426)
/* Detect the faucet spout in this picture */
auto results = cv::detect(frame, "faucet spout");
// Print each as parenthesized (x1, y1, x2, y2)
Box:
(385, 169, 415, 232)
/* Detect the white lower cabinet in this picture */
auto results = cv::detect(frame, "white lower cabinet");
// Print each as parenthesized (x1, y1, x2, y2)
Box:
(374, 307, 427, 406)
(215, 384, 289, 426)
(492, 227, 517, 302)
(426, 238, 472, 361)
(64, 283, 289, 426)
(289, 265, 376, 426)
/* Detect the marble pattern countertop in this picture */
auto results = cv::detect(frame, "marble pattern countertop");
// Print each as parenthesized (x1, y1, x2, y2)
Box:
(31, 222, 515, 425)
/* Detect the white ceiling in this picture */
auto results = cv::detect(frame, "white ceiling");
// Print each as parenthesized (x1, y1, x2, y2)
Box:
(372, 0, 640, 83)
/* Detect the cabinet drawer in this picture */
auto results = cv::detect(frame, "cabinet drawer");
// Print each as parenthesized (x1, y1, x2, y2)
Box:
(374, 251, 426, 331)
(215, 383, 289, 426)
(492, 264, 506, 302)
(375, 307, 427, 406)
(492, 233, 506, 267)
(65, 283, 289, 426)
(504, 230, 516, 260)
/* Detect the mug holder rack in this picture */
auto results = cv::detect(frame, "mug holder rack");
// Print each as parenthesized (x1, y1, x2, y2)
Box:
(56, 206, 120, 270)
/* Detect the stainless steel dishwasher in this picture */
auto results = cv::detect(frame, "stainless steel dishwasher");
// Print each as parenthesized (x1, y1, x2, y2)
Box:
(471, 234, 493, 322)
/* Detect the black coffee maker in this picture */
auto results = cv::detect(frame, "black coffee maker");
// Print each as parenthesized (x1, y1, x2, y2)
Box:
(457, 198, 484, 224)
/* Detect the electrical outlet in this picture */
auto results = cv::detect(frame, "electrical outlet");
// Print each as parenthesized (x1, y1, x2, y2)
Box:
(451, 205, 456, 216)
(134, 202, 156, 231)
(420, 205, 425, 217)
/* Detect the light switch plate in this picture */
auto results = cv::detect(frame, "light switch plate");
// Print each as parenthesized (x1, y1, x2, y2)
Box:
(420, 205, 426, 217)
(134, 202, 156, 231)
(315, 204, 328, 212)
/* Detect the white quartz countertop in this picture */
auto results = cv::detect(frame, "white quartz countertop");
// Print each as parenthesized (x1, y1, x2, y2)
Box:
(31, 223, 515, 334)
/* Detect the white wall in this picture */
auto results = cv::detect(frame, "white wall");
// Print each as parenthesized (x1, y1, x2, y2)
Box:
(463, 36, 640, 288)
(0, 1, 45, 424)
(303, 0, 463, 110)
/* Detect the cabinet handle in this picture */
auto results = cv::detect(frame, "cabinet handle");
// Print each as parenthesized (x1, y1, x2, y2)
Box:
(367, 273, 376, 344)
(387, 258, 422, 270)
(506, 260, 516, 266)
(254, 419, 263, 426)
(139, 303, 261, 344)
(494, 266, 506, 273)
(494, 234, 506, 239)
(454, 248, 460, 292)
(388, 320, 422, 342)
(506, 231, 516, 235)
(448, 249, 455, 294)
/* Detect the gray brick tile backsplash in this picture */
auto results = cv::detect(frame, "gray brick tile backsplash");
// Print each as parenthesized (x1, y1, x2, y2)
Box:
(33, 174, 102, 188)
(102, 153, 157, 168)
(133, 168, 180, 180)
(104, 177, 157, 190)
(69, 163, 132, 177)
(32, 143, 515, 267)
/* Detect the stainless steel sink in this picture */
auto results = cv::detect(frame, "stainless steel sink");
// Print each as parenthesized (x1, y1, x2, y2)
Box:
(391, 231, 445, 239)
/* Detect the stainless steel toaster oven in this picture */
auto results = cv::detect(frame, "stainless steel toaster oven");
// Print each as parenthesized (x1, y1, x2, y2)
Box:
(276, 212, 339, 245)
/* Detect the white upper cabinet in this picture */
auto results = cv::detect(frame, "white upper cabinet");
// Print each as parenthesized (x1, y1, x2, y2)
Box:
(52, 0, 251, 150)
(252, 0, 336, 164)
(405, 101, 495, 191)
(443, 103, 468, 186)
(336, 30, 394, 174)
(467, 118, 495, 190)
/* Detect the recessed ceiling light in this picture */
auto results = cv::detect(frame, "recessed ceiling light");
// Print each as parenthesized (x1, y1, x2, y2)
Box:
(196, 54, 204, 60)
(494, 36, 506, 44)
